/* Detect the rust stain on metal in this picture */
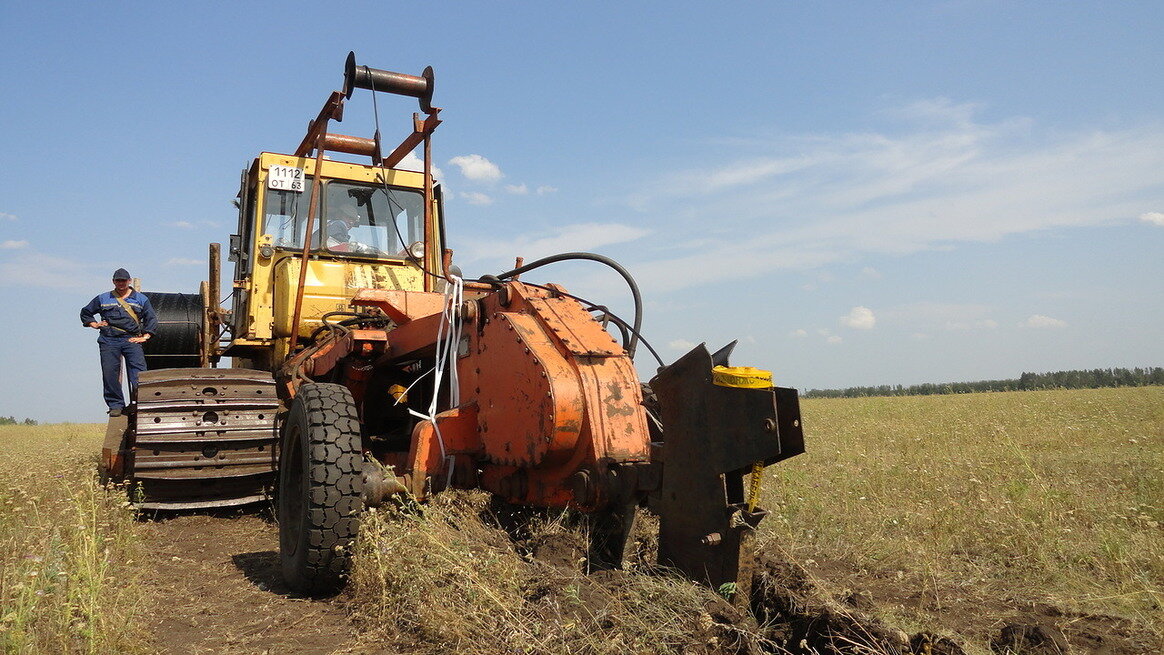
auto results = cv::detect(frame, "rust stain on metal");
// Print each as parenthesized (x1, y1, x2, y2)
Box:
(606, 380, 625, 401)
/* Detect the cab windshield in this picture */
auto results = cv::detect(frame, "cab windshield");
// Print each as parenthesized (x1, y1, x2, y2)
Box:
(264, 179, 424, 258)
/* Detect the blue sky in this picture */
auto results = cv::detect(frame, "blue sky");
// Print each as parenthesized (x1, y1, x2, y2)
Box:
(2, 2, 1161, 422)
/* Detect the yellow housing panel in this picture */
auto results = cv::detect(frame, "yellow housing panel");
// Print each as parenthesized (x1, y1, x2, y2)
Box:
(258, 152, 426, 189)
(272, 256, 424, 338)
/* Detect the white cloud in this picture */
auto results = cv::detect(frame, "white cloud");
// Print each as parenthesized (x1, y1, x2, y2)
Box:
(457, 222, 649, 266)
(944, 318, 999, 331)
(396, 151, 444, 180)
(0, 212, 16, 221)
(668, 338, 697, 351)
(1, 240, 28, 250)
(886, 97, 985, 129)
(0, 252, 89, 288)
(614, 102, 1164, 293)
(1140, 212, 1164, 226)
(449, 154, 503, 182)
(460, 192, 494, 206)
(827, 335, 843, 344)
(505, 184, 529, 195)
(165, 257, 202, 266)
(859, 266, 881, 279)
(790, 329, 807, 338)
(169, 221, 195, 229)
(536, 185, 558, 195)
(1019, 314, 1068, 329)
(881, 302, 998, 332)
(840, 306, 876, 330)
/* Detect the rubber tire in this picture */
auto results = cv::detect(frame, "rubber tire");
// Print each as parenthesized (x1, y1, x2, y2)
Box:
(278, 383, 363, 595)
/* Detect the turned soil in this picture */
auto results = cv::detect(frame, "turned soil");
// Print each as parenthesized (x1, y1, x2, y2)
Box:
(132, 506, 1160, 655)
(136, 511, 370, 655)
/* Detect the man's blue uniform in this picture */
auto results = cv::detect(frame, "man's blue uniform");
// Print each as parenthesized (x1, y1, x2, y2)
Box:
(80, 287, 158, 412)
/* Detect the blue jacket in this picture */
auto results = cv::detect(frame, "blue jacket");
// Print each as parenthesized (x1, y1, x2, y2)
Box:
(80, 289, 158, 339)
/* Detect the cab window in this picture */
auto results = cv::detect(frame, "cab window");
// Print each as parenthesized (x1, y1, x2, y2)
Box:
(264, 181, 317, 249)
(263, 180, 424, 258)
(323, 182, 424, 257)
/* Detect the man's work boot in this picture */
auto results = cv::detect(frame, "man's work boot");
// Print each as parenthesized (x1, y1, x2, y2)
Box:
(108, 408, 123, 417)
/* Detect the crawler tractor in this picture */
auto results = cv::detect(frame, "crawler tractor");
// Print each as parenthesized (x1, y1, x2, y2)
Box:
(101, 53, 805, 601)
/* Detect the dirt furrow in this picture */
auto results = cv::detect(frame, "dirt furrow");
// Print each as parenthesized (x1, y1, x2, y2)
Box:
(135, 512, 366, 655)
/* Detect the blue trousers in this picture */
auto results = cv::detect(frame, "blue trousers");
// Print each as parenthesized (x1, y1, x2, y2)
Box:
(98, 337, 147, 410)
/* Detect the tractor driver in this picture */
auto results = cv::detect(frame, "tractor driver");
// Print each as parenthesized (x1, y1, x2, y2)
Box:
(326, 203, 382, 255)
(80, 268, 158, 417)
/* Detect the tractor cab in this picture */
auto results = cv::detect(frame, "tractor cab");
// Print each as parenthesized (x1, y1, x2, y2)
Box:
(223, 57, 445, 370)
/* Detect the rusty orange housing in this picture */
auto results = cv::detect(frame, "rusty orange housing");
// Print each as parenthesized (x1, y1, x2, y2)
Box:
(286, 282, 651, 512)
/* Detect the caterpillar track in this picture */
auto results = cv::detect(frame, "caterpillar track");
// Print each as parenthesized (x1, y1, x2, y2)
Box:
(103, 368, 280, 510)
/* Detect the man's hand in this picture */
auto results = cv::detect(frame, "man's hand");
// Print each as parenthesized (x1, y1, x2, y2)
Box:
(128, 335, 150, 344)
(88, 321, 107, 329)
(350, 241, 385, 255)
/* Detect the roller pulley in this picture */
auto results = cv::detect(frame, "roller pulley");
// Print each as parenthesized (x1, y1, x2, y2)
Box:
(343, 51, 435, 113)
(321, 131, 382, 162)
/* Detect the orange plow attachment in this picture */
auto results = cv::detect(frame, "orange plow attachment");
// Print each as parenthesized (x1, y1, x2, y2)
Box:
(295, 280, 804, 598)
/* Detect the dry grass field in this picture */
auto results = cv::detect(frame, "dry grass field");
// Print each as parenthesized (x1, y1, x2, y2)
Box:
(761, 387, 1163, 652)
(0, 424, 146, 654)
(1, 386, 1160, 654)
(348, 493, 750, 654)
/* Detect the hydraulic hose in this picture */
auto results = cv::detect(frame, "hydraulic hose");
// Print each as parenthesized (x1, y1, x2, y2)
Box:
(487, 252, 643, 359)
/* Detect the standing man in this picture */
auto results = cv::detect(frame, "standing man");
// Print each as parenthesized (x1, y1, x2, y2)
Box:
(80, 268, 158, 416)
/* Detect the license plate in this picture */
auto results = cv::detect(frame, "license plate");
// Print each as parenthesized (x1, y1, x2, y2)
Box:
(268, 165, 305, 192)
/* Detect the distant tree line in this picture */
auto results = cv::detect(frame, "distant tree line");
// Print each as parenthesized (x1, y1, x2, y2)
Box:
(0, 416, 38, 425)
(804, 367, 1164, 399)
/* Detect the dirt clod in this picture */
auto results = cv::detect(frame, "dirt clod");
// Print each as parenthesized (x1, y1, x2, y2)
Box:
(842, 589, 874, 610)
(991, 623, 1069, 655)
(911, 632, 968, 655)
(530, 531, 587, 569)
(750, 553, 967, 655)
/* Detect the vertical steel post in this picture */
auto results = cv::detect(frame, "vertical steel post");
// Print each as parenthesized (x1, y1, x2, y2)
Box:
(423, 129, 434, 292)
(289, 138, 328, 354)
(206, 242, 221, 365)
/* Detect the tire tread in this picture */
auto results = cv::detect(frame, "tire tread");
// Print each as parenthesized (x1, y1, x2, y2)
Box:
(281, 383, 363, 594)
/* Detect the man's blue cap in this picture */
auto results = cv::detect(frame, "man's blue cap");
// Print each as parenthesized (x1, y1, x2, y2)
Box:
(112, 268, 131, 280)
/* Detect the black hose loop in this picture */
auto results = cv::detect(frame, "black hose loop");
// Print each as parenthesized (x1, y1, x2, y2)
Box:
(490, 252, 643, 359)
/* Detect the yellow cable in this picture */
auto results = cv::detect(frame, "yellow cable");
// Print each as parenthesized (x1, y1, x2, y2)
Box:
(747, 461, 763, 512)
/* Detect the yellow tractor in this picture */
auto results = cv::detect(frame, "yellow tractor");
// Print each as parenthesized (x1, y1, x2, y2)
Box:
(102, 53, 805, 600)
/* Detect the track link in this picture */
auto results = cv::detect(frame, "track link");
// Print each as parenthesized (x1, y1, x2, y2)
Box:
(128, 368, 280, 509)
